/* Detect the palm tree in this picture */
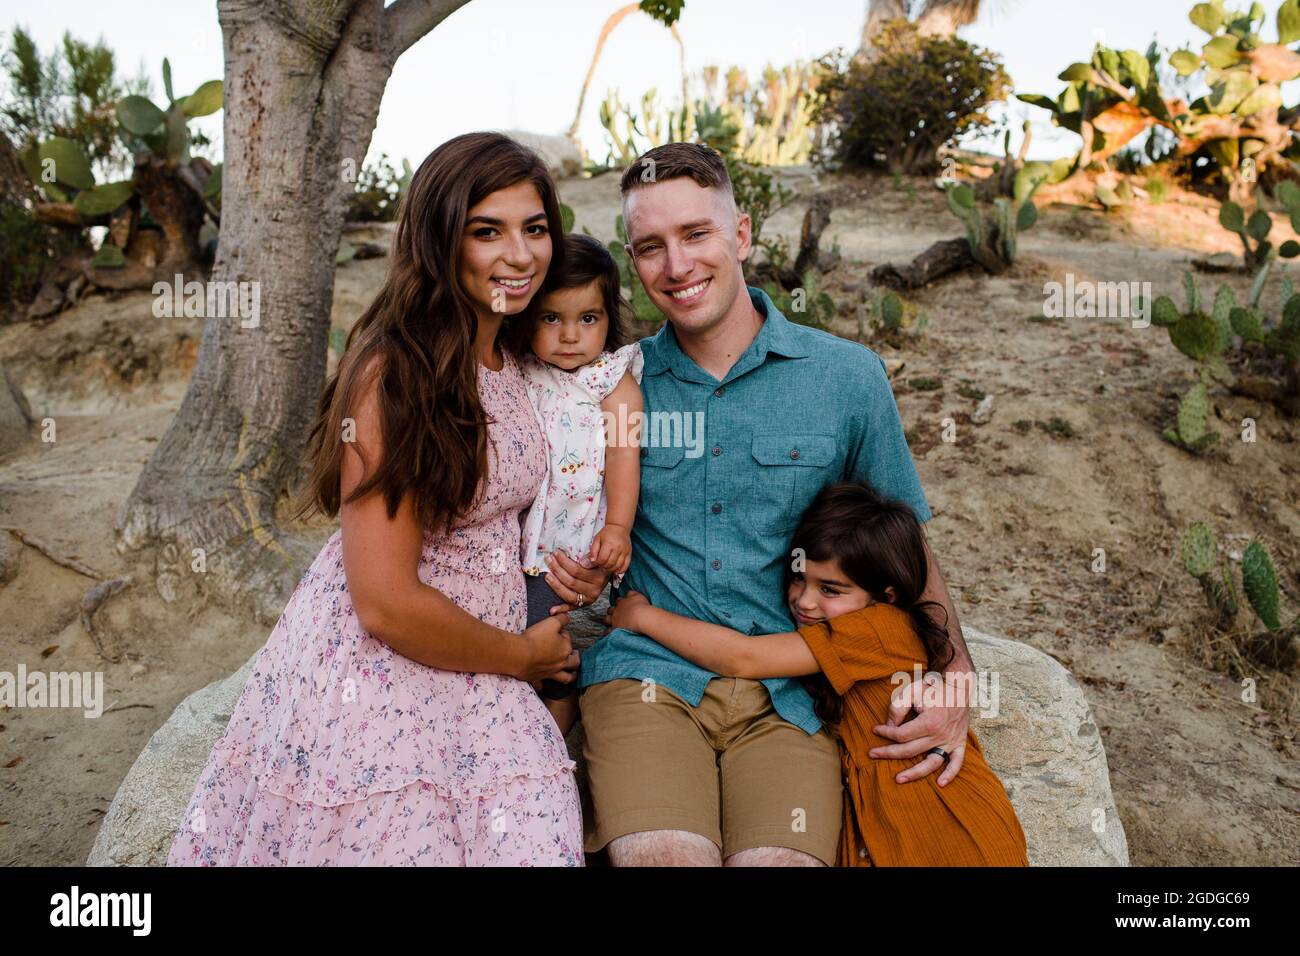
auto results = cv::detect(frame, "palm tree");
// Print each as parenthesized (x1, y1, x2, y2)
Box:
(858, 0, 986, 56)
(566, 3, 686, 152)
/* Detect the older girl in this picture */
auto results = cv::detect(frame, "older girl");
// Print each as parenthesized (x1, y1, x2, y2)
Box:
(610, 481, 1029, 867)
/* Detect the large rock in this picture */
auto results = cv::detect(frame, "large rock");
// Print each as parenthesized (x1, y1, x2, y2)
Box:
(0, 362, 31, 458)
(89, 604, 1128, 866)
(501, 130, 584, 180)
(0, 530, 20, 585)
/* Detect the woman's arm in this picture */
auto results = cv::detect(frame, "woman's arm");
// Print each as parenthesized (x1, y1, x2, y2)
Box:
(339, 359, 576, 684)
(618, 598, 820, 679)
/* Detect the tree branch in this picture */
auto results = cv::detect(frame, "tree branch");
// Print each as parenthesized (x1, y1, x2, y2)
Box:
(386, 0, 474, 60)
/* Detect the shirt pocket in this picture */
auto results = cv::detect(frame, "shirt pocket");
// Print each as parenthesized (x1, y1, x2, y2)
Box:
(636, 443, 686, 519)
(749, 433, 838, 536)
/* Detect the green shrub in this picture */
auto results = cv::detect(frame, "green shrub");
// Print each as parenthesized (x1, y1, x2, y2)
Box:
(344, 153, 412, 223)
(0, 203, 67, 315)
(814, 20, 1010, 175)
(0, 26, 151, 180)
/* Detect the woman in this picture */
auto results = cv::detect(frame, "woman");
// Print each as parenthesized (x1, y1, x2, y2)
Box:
(167, 132, 611, 866)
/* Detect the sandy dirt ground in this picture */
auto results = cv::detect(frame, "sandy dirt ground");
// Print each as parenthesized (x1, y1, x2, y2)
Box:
(0, 167, 1296, 866)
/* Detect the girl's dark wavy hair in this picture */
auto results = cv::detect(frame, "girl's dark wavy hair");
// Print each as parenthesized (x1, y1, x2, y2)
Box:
(783, 481, 953, 729)
(505, 232, 631, 358)
(297, 132, 566, 532)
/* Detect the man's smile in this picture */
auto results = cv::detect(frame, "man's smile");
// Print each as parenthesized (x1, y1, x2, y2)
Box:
(664, 277, 711, 304)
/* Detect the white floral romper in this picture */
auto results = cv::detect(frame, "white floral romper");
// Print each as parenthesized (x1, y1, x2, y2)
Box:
(519, 342, 644, 587)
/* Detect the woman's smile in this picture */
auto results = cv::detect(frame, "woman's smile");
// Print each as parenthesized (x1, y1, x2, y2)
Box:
(492, 275, 535, 296)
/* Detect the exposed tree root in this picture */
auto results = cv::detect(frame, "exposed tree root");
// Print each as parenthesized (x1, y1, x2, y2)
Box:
(80, 576, 133, 636)
(1, 526, 103, 578)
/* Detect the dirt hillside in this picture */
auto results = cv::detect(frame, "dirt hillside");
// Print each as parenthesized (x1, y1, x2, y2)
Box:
(0, 167, 1296, 866)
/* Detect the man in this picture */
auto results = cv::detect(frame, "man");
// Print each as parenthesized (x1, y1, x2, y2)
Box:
(549, 142, 973, 867)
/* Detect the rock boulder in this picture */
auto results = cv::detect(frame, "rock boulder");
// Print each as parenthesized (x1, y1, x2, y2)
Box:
(501, 130, 584, 180)
(89, 601, 1128, 866)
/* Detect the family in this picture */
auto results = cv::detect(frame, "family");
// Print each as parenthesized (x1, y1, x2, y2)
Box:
(167, 131, 1029, 867)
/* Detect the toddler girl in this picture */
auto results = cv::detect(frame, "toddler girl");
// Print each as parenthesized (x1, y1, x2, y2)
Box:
(609, 480, 1030, 866)
(514, 233, 644, 733)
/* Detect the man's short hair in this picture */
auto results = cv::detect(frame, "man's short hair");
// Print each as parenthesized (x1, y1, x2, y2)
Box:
(619, 142, 734, 201)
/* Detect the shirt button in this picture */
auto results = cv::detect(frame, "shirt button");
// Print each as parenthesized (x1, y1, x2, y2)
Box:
(711, 559, 721, 570)
(712, 445, 722, 456)
(714, 386, 725, 397)
(711, 503, 721, 514)
(640, 447, 648, 458)
(789, 449, 800, 460)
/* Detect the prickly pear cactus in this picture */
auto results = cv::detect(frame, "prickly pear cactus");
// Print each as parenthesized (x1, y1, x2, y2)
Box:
(1181, 523, 1238, 627)
(1229, 305, 1265, 342)
(1152, 296, 1181, 328)
(1242, 541, 1282, 632)
(1164, 381, 1218, 452)
(944, 182, 1037, 271)
(1168, 311, 1223, 362)
(1181, 523, 1217, 577)
(880, 292, 904, 330)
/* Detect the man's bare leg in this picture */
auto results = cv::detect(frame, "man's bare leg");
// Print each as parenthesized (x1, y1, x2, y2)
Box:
(607, 830, 721, 866)
(724, 846, 825, 867)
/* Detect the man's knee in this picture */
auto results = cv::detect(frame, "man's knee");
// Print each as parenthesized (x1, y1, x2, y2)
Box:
(608, 829, 721, 867)
(724, 846, 826, 867)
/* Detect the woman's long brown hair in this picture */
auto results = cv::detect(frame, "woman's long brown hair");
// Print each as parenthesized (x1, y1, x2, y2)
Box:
(782, 481, 953, 729)
(297, 132, 566, 534)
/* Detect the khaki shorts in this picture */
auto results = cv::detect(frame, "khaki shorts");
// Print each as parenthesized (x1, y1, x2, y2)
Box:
(578, 677, 843, 864)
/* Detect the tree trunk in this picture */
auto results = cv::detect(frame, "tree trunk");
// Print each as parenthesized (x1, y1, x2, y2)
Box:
(567, 3, 641, 146)
(859, 0, 982, 58)
(117, 0, 470, 621)
(871, 237, 977, 290)
(914, 0, 983, 37)
(793, 195, 833, 277)
(858, 0, 907, 59)
(87, 156, 210, 292)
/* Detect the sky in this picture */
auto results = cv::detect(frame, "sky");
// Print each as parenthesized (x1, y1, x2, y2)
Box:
(1, 0, 1243, 169)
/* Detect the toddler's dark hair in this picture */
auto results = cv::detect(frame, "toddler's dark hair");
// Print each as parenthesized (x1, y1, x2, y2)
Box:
(507, 232, 631, 357)
(783, 481, 953, 729)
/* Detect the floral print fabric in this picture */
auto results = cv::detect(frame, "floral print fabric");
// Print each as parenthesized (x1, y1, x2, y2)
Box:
(167, 346, 583, 866)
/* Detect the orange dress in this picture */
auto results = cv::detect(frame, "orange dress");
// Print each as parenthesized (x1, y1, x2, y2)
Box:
(798, 604, 1029, 867)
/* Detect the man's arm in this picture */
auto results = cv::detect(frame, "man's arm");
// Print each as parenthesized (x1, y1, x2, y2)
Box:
(868, 536, 974, 787)
(921, 536, 971, 671)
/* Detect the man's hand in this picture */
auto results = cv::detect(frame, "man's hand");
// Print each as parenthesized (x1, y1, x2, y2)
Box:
(545, 549, 612, 614)
(869, 670, 971, 787)
(607, 589, 650, 631)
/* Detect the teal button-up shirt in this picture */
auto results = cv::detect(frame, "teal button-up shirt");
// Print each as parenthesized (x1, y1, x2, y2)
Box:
(578, 286, 932, 734)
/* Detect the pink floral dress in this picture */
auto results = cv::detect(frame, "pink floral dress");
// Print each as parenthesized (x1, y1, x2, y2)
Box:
(167, 345, 583, 866)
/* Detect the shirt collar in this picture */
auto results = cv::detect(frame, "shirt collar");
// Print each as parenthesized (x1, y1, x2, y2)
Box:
(640, 284, 811, 383)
